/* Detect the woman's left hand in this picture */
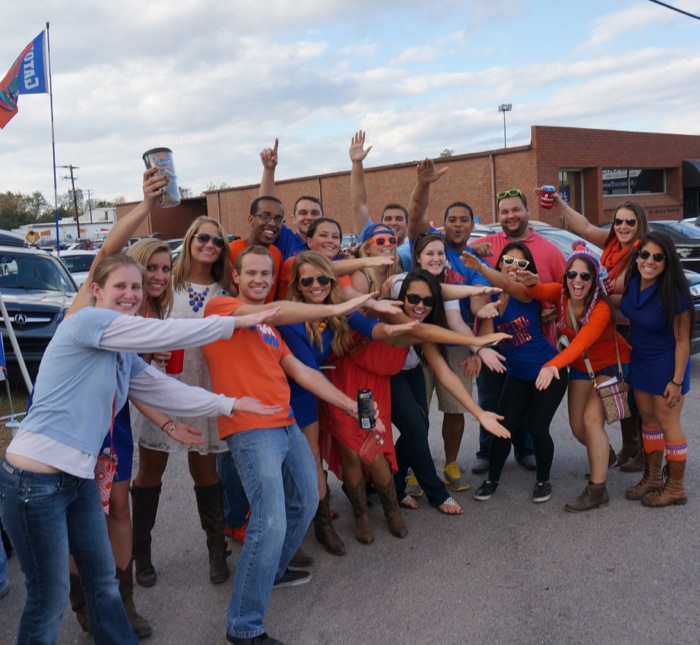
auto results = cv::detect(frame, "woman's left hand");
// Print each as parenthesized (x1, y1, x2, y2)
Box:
(168, 422, 205, 446)
(535, 365, 559, 391)
(152, 351, 171, 369)
(478, 412, 510, 439)
(233, 396, 284, 416)
(234, 308, 280, 329)
(663, 381, 682, 408)
(460, 353, 481, 379)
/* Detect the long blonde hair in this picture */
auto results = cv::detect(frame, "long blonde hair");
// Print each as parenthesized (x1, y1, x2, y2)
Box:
(357, 237, 400, 293)
(287, 251, 354, 356)
(172, 216, 232, 292)
(127, 238, 173, 319)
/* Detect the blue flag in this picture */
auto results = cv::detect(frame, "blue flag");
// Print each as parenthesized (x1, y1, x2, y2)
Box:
(19, 31, 47, 95)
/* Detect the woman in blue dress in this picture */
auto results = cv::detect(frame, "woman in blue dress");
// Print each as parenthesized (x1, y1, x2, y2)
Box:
(620, 232, 693, 506)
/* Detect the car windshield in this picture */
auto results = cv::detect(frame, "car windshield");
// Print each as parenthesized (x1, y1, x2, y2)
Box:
(654, 222, 700, 239)
(0, 252, 77, 293)
(61, 254, 95, 273)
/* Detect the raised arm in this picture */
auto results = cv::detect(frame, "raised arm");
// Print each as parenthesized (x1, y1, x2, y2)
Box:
(349, 130, 373, 236)
(407, 158, 449, 240)
(259, 138, 279, 197)
(67, 169, 167, 315)
(534, 186, 608, 248)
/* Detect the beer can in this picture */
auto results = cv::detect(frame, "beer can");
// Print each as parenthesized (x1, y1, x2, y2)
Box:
(357, 389, 375, 430)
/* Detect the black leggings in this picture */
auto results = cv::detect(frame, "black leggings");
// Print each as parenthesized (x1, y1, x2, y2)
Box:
(488, 368, 568, 483)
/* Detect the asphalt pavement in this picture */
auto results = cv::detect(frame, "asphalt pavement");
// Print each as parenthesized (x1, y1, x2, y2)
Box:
(2, 360, 700, 645)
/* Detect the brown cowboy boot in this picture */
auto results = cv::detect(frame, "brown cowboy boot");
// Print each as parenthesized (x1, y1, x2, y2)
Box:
(116, 563, 153, 639)
(616, 415, 641, 468)
(375, 480, 408, 539)
(194, 483, 230, 584)
(344, 480, 374, 544)
(313, 492, 346, 556)
(641, 460, 688, 507)
(625, 450, 664, 500)
(564, 482, 609, 513)
(131, 484, 161, 587)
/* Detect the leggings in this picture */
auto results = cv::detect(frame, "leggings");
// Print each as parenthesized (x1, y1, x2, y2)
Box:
(488, 368, 568, 483)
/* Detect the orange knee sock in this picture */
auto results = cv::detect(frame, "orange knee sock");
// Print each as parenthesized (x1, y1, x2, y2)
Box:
(641, 426, 665, 453)
(665, 440, 688, 462)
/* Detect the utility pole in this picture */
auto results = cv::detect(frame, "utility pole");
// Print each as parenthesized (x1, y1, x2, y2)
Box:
(60, 164, 80, 239)
(86, 189, 94, 223)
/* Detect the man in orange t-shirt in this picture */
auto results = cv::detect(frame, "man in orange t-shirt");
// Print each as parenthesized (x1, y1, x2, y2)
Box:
(203, 246, 364, 645)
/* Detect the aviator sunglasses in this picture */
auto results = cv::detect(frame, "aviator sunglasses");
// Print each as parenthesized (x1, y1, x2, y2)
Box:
(299, 274, 332, 288)
(194, 233, 226, 248)
(501, 254, 530, 270)
(406, 293, 435, 307)
(566, 270, 593, 282)
(614, 217, 637, 227)
(638, 250, 665, 262)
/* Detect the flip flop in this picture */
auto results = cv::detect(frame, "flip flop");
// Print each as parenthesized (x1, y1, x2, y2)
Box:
(437, 496, 463, 515)
(399, 495, 420, 510)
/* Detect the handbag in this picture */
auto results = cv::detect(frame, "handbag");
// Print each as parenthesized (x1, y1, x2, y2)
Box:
(568, 303, 631, 425)
(95, 398, 118, 515)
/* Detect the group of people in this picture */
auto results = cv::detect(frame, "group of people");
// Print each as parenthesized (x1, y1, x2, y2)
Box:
(0, 132, 692, 645)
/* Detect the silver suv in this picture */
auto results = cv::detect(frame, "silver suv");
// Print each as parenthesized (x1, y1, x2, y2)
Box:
(0, 246, 78, 375)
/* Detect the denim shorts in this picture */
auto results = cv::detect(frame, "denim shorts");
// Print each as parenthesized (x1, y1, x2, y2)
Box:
(569, 362, 631, 382)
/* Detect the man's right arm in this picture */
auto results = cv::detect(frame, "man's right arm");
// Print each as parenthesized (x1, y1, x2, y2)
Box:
(258, 138, 278, 197)
(407, 158, 448, 240)
(349, 130, 373, 236)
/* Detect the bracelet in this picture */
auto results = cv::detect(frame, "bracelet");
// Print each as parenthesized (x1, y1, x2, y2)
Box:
(161, 419, 176, 435)
(670, 379, 682, 387)
(475, 347, 484, 356)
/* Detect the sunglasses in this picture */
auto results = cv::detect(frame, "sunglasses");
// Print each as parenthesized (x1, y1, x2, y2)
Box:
(614, 218, 637, 227)
(501, 254, 530, 269)
(194, 233, 226, 248)
(367, 235, 397, 247)
(566, 270, 593, 282)
(638, 250, 665, 262)
(299, 275, 332, 288)
(406, 293, 435, 307)
(254, 211, 284, 225)
(496, 188, 526, 202)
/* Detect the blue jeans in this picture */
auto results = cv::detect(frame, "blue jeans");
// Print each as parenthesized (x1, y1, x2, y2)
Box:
(0, 458, 138, 645)
(216, 450, 250, 529)
(0, 527, 7, 592)
(225, 424, 318, 639)
(476, 366, 535, 461)
(391, 367, 450, 506)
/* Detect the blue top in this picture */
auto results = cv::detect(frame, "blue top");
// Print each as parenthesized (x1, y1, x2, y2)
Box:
(274, 224, 307, 261)
(20, 307, 148, 455)
(279, 312, 378, 427)
(493, 297, 556, 382)
(397, 239, 412, 272)
(620, 273, 691, 395)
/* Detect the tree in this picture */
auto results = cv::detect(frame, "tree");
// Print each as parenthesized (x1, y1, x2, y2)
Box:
(439, 148, 454, 158)
(206, 181, 230, 192)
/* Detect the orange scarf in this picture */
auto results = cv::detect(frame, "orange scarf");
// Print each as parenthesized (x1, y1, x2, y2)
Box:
(600, 238, 634, 292)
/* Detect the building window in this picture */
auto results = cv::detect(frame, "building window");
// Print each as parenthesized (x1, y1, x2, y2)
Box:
(602, 168, 665, 196)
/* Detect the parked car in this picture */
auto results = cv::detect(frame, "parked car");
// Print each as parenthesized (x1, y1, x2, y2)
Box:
(0, 229, 33, 248)
(0, 245, 78, 375)
(646, 220, 700, 273)
(51, 249, 97, 286)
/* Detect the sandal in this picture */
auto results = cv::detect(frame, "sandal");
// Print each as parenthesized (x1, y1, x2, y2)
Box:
(399, 496, 420, 510)
(437, 496, 463, 515)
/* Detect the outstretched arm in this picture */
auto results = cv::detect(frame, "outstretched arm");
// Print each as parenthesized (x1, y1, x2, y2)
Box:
(461, 252, 532, 303)
(259, 138, 279, 197)
(535, 187, 608, 248)
(407, 158, 449, 240)
(349, 130, 373, 236)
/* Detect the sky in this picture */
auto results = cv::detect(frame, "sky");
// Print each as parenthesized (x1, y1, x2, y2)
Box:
(2, 0, 700, 205)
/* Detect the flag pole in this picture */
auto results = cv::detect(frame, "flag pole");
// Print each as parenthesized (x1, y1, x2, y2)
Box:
(46, 21, 60, 251)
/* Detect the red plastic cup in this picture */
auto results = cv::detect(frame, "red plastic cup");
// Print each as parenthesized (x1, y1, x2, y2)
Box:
(165, 349, 185, 375)
(540, 185, 556, 209)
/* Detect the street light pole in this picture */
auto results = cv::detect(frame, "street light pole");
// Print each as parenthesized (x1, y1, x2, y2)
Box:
(498, 103, 512, 148)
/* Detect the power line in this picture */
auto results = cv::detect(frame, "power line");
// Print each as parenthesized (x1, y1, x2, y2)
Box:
(648, 0, 700, 20)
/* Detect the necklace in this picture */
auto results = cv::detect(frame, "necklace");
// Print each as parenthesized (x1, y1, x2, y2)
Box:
(187, 285, 210, 313)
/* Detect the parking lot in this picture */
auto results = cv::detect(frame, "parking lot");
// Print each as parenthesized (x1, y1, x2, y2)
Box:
(2, 357, 700, 644)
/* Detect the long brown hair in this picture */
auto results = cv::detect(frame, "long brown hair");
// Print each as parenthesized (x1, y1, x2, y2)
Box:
(127, 238, 173, 319)
(287, 251, 354, 356)
(172, 216, 232, 292)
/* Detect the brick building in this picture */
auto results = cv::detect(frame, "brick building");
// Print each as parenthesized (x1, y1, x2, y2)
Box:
(118, 125, 700, 238)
